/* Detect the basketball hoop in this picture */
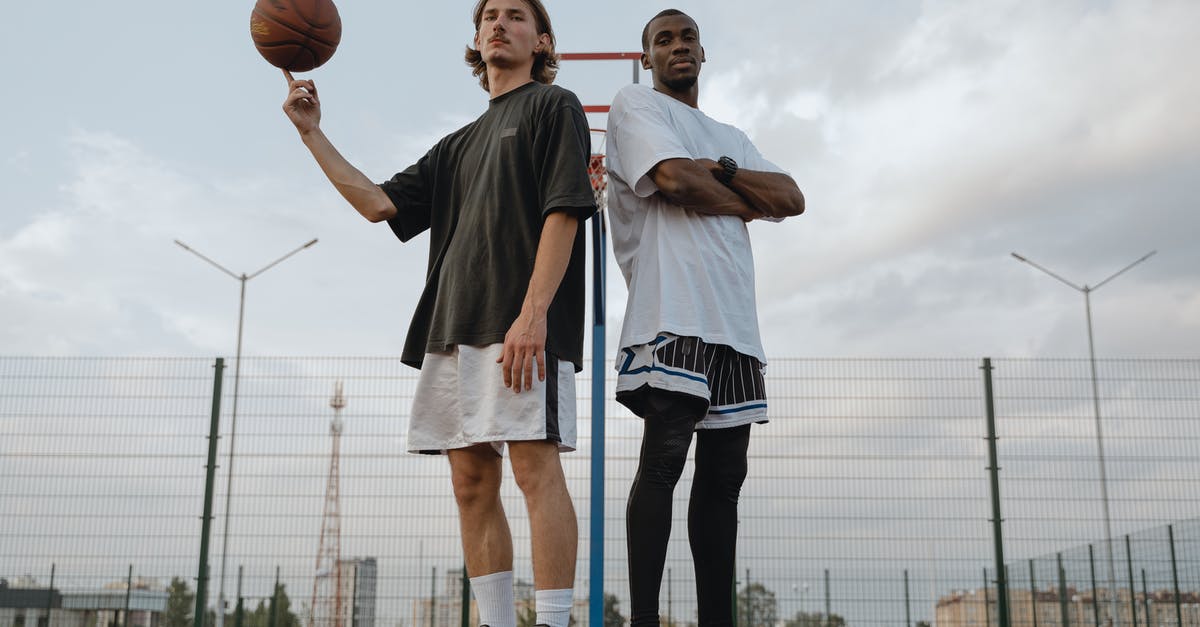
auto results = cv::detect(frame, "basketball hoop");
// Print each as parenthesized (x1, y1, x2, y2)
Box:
(588, 129, 607, 212)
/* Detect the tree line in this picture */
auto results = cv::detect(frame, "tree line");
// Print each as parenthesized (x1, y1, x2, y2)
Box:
(164, 577, 301, 627)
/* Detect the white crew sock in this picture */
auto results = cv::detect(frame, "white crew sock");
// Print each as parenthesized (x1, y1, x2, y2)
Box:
(534, 588, 573, 627)
(470, 571, 516, 627)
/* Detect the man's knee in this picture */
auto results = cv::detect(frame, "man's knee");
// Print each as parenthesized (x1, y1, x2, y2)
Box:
(509, 441, 565, 496)
(635, 417, 696, 490)
(693, 427, 750, 502)
(449, 446, 502, 507)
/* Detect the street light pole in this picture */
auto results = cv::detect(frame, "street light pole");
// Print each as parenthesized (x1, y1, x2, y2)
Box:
(176, 237, 319, 627)
(1011, 249, 1155, 627)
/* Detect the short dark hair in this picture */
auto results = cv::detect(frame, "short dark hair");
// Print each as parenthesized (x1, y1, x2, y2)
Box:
(465, 0, 560, 92)
(641, 9, 693, 51)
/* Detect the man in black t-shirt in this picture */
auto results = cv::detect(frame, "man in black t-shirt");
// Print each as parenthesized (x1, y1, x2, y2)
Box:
(281, 2, 595, 627)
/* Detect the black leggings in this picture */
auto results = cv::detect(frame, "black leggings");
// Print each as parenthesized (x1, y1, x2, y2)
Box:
(626, 402, 751, 627)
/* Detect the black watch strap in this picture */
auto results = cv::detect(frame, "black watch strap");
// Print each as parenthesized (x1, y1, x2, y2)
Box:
(717, 155, 738, 184)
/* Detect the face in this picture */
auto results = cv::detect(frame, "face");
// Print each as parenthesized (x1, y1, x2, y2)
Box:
(473, 0, 549, 71)
(642, 13, 705, 92)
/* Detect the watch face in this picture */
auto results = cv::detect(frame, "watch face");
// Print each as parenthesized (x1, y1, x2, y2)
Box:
(719, 156, 737, 182)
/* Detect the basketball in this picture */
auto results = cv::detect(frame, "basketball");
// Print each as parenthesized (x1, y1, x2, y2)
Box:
(250, 0, 342, 72)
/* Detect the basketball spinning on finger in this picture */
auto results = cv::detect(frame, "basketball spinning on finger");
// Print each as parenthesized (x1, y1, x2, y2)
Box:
(250, 0, 342, 72)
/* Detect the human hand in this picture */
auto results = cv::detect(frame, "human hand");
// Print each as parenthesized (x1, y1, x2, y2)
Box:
(282, 69, 321, 134)
(497, 307, 547, 393)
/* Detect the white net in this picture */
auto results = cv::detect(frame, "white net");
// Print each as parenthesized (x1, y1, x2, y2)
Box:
(588, 129, 607, 211)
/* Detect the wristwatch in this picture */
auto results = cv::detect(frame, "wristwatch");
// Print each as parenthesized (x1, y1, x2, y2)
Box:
(717, 155, 738, 185)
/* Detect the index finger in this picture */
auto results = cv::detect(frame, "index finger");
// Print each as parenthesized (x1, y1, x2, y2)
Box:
(499, 345, 514, 389)
(282, 69, 296, 85)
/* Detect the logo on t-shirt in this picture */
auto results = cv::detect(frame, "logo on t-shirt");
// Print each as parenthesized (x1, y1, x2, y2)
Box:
(500, 127, 518, 138)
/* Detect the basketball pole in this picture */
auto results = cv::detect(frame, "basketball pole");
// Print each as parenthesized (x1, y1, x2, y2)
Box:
(589, 203, 607, 627)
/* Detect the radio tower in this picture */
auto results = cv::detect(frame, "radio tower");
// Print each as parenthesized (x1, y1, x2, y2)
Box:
(311, 381, 346, 627)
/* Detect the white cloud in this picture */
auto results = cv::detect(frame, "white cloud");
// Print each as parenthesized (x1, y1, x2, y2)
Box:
(2, 0, 1196, 362)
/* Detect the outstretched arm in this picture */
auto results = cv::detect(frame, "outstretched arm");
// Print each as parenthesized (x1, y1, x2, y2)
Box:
(696, 158, 805, 219)
(649, 158, 764, 220)
(282, 70, 397, 223)
(497, 210, 580, 393)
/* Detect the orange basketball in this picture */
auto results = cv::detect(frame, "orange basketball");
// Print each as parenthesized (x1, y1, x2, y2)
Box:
(250, 0, 342, 72)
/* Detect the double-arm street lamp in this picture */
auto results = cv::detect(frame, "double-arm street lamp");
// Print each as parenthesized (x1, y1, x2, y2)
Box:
(1011, 249, 1156, 627)
(176, 237, 319, 627)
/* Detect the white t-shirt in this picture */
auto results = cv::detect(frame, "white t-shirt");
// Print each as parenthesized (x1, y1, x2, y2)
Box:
(606, 84, 787, 364)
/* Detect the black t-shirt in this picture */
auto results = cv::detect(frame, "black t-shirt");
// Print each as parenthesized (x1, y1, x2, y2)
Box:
(380, 81, 597, 371)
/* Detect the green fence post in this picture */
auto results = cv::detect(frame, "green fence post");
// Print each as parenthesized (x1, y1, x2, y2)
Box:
(666, 567, 672, 627)
(460, 564, 469, 627)
(981, 358, 1011, 627)
(352, 564, 360, 627)
(47, 564, 56, 627)
(983, 568, 992, 627)
(824, 569, 830, 627)
(195, 358, 225, 627)
(1140, 569, 1149, 625)
(1055, 553, 1068, 627)
(1030, 561, 1039, 627)
(234, 567, 243, 627)
(1124, 536, 1136, 627)
(1169, 525, 1182, 627)
(903, 569, 911, 627)
(124, 565, 133, 627)
(1088, 544, 1099, 627)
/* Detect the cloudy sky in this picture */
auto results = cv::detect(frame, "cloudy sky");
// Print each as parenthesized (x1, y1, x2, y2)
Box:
(3, 0, 1198, 361)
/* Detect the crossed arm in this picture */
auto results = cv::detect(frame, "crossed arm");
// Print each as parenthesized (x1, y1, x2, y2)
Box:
(649, 157, 804, 220)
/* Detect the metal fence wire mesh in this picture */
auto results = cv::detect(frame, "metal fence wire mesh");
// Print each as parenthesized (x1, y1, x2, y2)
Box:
(2, 357, 1198, 627)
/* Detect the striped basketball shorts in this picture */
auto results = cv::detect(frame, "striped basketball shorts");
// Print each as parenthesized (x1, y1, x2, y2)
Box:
(407, 344, 576, 455)
(615, 332, 768, 429)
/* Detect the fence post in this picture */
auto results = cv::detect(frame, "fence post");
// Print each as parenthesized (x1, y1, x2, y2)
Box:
(196, 358, 225, 627)
(588, 215, 607, 627)
(123, 565, 133, 627)
(1089, 544, 1100, 627)
(1056, 553, 1069, 627)
(460, 564, 469, 627)
(903, 570, 911, 627)
(352, 563, 360, 627)
(981, 358, 1011, 627)
(1030, 561, 1039, 627)
(1124, 536, 1136, 627)
(1169, 525, 1182, 627)
(47, 563, 56, 627)
(234, 567, 244, 627)
(983, 569, 992, 627)
(430, 567, 437, 627)
(666, 567, 672, 627)
(1140, 569, 1149, 625)
(824, 569, 830, 627)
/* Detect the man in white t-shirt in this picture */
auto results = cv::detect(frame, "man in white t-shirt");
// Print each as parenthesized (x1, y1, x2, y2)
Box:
(605, 9, 805, 627)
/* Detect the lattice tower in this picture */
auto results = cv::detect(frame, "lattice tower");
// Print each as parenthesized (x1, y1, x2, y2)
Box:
(310, 381, 346, 627)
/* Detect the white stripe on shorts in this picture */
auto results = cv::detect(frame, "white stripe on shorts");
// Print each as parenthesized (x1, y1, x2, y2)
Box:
(615, 333, 768, 429)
